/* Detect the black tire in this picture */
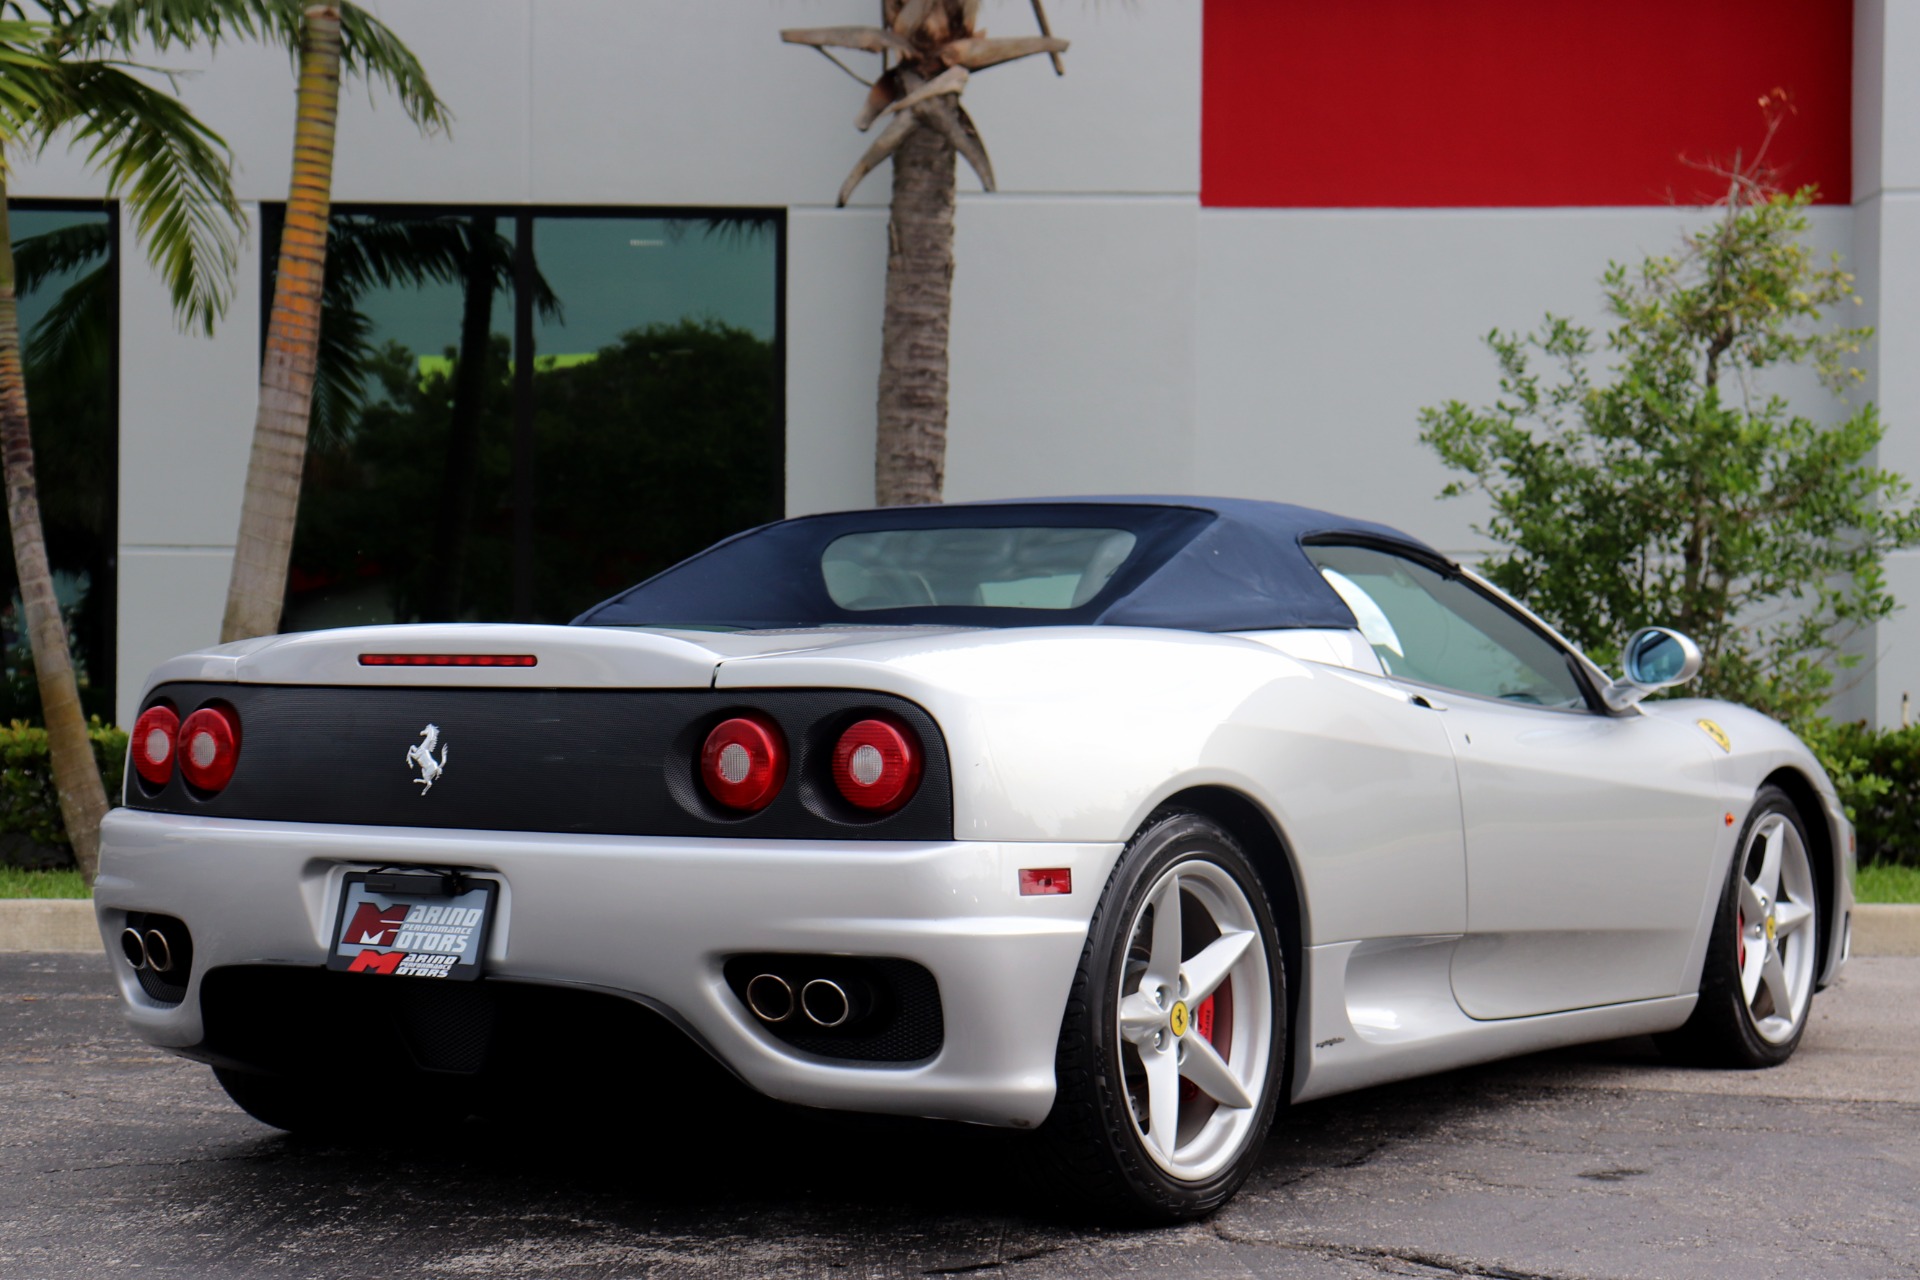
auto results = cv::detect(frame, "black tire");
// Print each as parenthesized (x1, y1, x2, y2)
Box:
(1657, 785, 1822, 1068)
(1035, 811, 1287, 1222)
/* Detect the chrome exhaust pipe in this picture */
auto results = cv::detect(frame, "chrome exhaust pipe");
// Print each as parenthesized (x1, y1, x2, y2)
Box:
(119, 927, 149, 971)
(744, 973, 795, 1023)
(143, 929, 174, 975)
(800, 978, 851, 1028)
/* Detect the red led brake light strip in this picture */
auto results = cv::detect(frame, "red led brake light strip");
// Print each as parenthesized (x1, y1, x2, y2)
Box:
(358, 654, 538, 667)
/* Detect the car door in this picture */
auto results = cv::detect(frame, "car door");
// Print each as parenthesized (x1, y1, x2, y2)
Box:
(1304, 544, 1724, 1019)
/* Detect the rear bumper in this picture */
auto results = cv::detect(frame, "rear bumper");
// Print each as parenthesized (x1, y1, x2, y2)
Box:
(95, 808, 1122, 1128)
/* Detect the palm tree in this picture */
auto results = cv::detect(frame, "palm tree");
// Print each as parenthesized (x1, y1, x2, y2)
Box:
(221, 7, 446, 640)
(0, 14, 248, 882)
(47, 1, 446, 639)
(783, 1, 1068, 506)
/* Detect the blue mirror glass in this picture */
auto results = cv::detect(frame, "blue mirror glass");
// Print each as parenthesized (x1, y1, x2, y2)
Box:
(1628, 631, 1685, 684)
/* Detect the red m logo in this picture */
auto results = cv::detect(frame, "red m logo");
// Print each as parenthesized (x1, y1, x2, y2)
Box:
(344, 901, 410, 947)
(346, 949, 406, 975)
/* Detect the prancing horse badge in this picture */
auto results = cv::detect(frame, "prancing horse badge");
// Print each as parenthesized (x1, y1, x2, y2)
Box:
(406, 723, 449, 793)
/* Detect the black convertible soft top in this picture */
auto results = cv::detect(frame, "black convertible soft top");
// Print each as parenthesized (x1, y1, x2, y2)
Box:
(572, 497, 1447, 633)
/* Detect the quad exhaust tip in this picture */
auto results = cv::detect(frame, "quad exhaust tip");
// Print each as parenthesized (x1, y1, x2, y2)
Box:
(744, 973, 795, 1023)
(119, 927, 148, 971)
(143, 929, 175, 975)
(800, 978, 851, 1028)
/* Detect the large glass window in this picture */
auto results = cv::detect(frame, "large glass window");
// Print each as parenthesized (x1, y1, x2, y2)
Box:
(268, 206, 783, 630)
(0, 202, 117, 722)
(823, 527, 1138, 611)
(1305, 544, 1590, 709)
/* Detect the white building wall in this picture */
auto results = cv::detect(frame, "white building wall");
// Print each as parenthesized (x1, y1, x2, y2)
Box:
(1850, 0, 1920, 727)
(0, 0, 1901, 726)
(1195, 207, 1856, 557)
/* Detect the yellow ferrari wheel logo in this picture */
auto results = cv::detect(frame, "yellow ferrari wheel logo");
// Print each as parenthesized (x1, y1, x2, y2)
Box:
(1697, 719, 1731, 753)
(1765, 915, 1777, 943)
(1169, 1000, 1190, 1038)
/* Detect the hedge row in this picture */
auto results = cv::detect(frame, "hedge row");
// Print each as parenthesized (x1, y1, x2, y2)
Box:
(1, 719, 126, 859)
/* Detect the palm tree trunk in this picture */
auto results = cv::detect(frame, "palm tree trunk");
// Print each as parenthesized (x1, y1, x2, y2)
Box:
(874, 124, 956, 507)
(222, 4, 342, 642)
(426, 216, 496, 620)
(0, 186, 108, 883)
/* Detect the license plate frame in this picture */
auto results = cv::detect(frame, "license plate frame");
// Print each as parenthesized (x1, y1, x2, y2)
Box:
(327, 871, 498, 981)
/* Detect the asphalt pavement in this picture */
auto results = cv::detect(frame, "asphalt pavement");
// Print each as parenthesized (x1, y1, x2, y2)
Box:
(2, 951, 1916, 1280)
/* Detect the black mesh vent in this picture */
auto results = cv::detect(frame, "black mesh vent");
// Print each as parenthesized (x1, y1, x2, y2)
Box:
(724, 955, 944, 1063)
(396, 981, 495, 1073)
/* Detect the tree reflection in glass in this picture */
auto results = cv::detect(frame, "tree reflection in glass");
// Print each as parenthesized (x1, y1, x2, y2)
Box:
(280, 208, 781, 631)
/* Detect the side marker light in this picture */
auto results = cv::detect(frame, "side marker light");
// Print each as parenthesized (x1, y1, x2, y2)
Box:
(1725, 813, 1736, 827)
(1019, 868, 1072, 896)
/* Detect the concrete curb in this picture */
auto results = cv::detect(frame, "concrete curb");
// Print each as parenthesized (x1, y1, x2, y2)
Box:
(0, 899, 100, 953)
(1852, 903, 1920, 958)
(6, 898, 1920, 956)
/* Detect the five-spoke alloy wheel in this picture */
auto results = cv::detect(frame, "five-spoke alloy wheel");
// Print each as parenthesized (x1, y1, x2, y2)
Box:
(1659, 785, 1822, 1067)
(1039, 811, 1285, 1221)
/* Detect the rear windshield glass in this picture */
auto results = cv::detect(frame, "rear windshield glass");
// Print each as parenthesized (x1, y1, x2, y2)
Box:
(823, 527, 1138, 611)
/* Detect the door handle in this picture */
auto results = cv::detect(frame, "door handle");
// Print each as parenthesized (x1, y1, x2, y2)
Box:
(1410, 693, 1448, 711)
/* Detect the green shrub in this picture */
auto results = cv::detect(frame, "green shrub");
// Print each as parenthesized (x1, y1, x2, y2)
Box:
(1419, 186, 1918, 726)
(0, 719, 125, 855)
(1818, 720, 1920, 867)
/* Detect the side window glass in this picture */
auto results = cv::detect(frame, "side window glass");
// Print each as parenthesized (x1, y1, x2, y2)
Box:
(1305, 545, 1589, 710)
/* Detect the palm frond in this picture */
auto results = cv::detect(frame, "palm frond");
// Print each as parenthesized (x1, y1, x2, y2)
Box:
(839, 109, 919, 206)
(326, 213, 467, 298)
(11, 218, 108, 294)
(23, 261, 110, 379)
(941, 36, 1069, 72)
(781, 26, 912, 56)
(663, 212, 777, 253)
(310, 293, 375, 449)
(33, 59, 241, 330)
(36, 58, 241, 332)
(0, 20, 64, 151)
(52, 0, 450, 133)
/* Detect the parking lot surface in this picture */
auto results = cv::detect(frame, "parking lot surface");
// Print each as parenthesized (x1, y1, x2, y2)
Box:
(3, 951, 1916, 1279)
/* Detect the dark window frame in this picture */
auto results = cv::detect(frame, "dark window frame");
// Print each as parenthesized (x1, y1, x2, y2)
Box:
(258, 202, 788, 621)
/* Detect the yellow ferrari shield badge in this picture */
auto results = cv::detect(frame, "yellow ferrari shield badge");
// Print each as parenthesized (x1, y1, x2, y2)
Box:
(1697, 719, 1731, 753)
(1765, 914, 1777, 943)
(1169, 1000, 1190, 1038)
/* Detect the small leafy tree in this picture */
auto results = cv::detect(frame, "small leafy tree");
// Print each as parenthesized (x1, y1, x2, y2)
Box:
(1421, 175, 1920, 727)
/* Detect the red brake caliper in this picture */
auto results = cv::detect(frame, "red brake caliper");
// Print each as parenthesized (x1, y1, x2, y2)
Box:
(1738, 909, 1747, 969)
(1180, 987, 1227, 1104)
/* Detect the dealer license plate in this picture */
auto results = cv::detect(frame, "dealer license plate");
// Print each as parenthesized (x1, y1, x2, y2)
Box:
(327, 871, 497, 981)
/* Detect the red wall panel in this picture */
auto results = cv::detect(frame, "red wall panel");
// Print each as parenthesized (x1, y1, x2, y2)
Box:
(1202, 0, 1852, 208)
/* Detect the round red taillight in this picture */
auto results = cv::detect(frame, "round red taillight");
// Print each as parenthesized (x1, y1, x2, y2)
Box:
(699, 715, 787, 812)
(131, 705, 180, 788)
(831, 717, 923, 813)
(177, 705, 242, 794)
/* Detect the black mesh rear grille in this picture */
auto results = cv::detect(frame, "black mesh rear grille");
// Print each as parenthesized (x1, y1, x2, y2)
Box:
(396, 982, 495, 1073)
(127, 683, 951, 841)
(724, 955, 944, 1063)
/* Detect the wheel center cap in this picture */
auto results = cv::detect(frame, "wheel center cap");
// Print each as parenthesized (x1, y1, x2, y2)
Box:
(1169, 1000, 1190, 1038)
(1765, 914, 1777, 944)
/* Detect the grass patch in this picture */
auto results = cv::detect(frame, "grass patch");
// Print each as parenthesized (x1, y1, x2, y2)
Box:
(0, 867, 89, 898)
(1857, 863, 1920, 905)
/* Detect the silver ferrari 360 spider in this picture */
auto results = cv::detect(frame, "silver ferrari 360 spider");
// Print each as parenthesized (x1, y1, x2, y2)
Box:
(96, 497, 1853, 1219)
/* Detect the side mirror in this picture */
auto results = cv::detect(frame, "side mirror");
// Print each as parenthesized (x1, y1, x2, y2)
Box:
(1603, 627, 1703, 710)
